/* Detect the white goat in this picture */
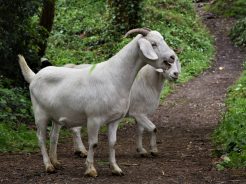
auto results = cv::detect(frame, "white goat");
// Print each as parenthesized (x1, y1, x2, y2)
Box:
(62, 58, 180, 157)
(18, 28, 179, 177)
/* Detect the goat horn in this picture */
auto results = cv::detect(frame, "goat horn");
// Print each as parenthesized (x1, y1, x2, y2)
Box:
(124, 28, 151, 38)
(143, 27, 151, 31)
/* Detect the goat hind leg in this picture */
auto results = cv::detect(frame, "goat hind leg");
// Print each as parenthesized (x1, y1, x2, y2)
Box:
(49, 122, 62, 169)
(35, 114, 55, 173)
(71, 127, 88, 158)
(136, 123, 148, 157)
(135, 114, 158, 156)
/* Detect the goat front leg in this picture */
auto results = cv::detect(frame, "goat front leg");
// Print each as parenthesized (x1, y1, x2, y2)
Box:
(108, 120, 124, 176)
(71, 127, 88, 158)
(134, 114, 158, 156)
(85, 118, 100, 177)
(49, 122, 62, 169)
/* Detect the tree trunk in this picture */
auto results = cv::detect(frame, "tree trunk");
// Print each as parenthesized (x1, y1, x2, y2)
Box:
(38, 0, 55, 57)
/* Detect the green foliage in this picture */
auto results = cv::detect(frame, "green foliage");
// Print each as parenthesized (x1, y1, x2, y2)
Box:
(107, 0, 144, 40)
(230, 17, 246, 47)
(213, 70, 246, 168)
(209, 0, 246, 168)
(208, 0, 246, 18)
(0, 77, 34, 125)
(46, 0, 109, 65)
(0, 123, 38, 152)
(0, 0, 44, 83)
(208, 0, 246, 47)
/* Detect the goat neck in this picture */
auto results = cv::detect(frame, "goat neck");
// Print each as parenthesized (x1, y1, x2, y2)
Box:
(107, 35, 145, 92)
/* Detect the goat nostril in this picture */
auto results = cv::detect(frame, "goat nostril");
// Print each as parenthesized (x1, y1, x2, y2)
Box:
(170, 55, 175, 61)
(173, 72, 179, 77)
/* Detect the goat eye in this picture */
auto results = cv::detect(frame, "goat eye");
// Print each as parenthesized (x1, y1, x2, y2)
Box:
(151, 42, 157, 47)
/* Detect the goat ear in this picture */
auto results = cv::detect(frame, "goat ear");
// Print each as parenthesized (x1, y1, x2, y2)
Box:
(155, 68, 163, 73)
(138, 38, 158, 61)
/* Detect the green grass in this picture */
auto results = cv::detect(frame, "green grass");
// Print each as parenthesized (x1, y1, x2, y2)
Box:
(213, 68, 246, 169)
(0, 123, 38, 152)
(208, 0, 246, 47)
(0, 0, 214, 153)
(208, 0, 246, 18)
(230, 17, 246, 47)
(208, 0, 246, 169)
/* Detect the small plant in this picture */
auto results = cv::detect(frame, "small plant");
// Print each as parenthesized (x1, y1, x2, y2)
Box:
(230, 18, 246, 47)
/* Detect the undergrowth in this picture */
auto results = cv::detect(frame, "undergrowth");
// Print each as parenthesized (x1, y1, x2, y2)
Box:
(230, 17, 246, 47)
(208, 0, 246, 18)
(208, 0, 246, 47)
(209, 0, 246, 169)
(213, 67, 246, 169)
(0, 123, 38, 152)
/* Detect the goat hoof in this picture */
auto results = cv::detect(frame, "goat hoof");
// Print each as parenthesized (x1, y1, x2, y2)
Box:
(74, 151, 81, 157)
(112, 170, 124, 176)
(137, 148, 148, 157)
(140, 152, 148, 157)
(150, 151, 158, 157)
(74, 151, 88, 158)
(46, 165, 56, 173)
(84, 169, 98, 177)
(53, 161, 62, 169)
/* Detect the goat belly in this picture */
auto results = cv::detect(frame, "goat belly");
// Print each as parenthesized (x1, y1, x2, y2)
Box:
(57, 116, 87, 128)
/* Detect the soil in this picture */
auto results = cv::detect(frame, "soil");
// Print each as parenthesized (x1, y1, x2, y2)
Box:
(1, 2, 246, 184)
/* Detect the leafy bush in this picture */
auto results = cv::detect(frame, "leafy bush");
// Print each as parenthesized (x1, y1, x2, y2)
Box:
(230, 18, 246, 47)
(0, 77, 37, 153)
(213, 69, 246, 168)
(0, 77, 34, 125)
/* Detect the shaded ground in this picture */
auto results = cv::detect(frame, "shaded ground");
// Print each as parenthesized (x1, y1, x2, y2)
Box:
(1, 2, 246, 184)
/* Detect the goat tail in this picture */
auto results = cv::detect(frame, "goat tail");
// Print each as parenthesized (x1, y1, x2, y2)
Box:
(18, 55, 35, 83)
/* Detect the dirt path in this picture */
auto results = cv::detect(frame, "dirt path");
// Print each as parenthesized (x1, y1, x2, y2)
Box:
(1, 3, 246, 184)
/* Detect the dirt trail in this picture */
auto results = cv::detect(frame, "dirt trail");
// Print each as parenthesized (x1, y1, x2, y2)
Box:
(1, 3, 246, 184)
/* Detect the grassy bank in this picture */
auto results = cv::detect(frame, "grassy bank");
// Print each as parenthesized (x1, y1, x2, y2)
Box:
(208, 0, 246, 47)
(208, 0, 246, 169)
(208, 0, 246, 18)
(213, 68, 246, 169)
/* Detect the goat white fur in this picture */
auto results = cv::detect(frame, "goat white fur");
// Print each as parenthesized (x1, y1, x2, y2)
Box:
(63, 60, 181, 157)
(18, 30, 179, 177)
